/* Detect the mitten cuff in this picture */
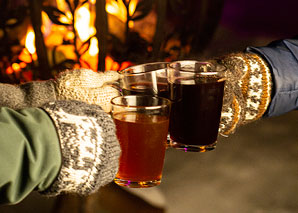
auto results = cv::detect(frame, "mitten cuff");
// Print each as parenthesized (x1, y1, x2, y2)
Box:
(41, 100, 120, 196)
(218, 53, 272, 135)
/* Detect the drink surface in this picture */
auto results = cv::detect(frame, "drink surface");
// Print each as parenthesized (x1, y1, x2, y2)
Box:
(114, 112, 169, 181)
(122, 82, 169, 98)
(169, 80, 225, 146)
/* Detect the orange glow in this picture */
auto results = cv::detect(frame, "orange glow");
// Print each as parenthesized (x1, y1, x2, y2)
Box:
(19, 49, 32, 63)
(25, 28, 36, 54)
(105, 55, 120, 71)
(119, 61, 133, 71)
(41, 11, 52, 35)
(32, 53, 38, 61)
(6, 66, 13, 75)
(20, 62, 27, 68)
(12, 63, 21, 72)
(106, 0, 138, 25)
(56, 0, 68, 12)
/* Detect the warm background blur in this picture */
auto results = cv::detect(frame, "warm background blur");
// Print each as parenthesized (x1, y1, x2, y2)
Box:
(0, 0, 297, 212)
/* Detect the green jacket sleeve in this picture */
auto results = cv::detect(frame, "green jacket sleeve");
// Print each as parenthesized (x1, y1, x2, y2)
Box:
(0, 107, 61, 205)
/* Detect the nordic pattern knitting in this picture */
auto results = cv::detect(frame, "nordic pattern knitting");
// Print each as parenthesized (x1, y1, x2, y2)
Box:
(217, 52, 272, 135)
(41, 100, 121, 196)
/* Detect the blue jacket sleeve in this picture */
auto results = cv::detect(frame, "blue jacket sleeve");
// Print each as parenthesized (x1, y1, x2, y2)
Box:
(246, 37, 298, 117)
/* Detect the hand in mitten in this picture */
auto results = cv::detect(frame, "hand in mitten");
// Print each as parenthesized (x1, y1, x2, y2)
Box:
(41, 100, 121, 196)
(0, 69, 120, 112)
(215, 52, 272, 135)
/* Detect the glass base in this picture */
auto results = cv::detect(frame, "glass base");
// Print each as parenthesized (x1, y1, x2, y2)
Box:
(114, 178, 161, 188)
(170, 141, 217, 152)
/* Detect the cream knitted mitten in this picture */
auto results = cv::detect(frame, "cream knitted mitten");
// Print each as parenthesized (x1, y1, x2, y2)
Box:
(216, 52, 272, 135)
(41, 100, 121, 196)
(0, 69, 120, 112)
(55, 69, 120, 112)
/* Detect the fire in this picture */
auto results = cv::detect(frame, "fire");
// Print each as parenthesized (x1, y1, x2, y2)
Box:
(75, 4, 96, 42)
(105, 55, 120, 71)
(9, 0, 136, 78)
(89, 37, 99, 56)
(106, 0, 138, 27)
(25, 28, 36, 54)
(105, 55, 132, 71)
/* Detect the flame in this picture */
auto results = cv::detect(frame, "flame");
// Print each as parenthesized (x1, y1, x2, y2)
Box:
(106, 0, 138, 26)
(56, 0, 68, 12)
(105, 55, 120, 71)
(105, 55, 132, 71)
(25, 29, 36, 54)
(6, 66, 13, 75)
(75, 4, 95, 42)
(19, 49, 32, 63)
(12, 63, 21, 72)
(89, 37, 99, 56)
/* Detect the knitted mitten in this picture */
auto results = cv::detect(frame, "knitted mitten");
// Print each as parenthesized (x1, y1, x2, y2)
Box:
(216, 52, 272, 135)
(55, 69, 120, 112)
(41, 100, 121, 196)
(0, 69, 120, 112)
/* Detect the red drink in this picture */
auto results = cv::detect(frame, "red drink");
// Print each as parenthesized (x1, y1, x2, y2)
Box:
(169, 78, 225, 148)
(113, 112, 169, 185)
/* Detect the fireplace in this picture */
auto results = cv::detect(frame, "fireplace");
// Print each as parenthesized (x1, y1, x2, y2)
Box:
(0, 0, 224, 83)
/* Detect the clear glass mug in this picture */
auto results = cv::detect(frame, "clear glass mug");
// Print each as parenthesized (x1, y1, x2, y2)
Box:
(167, 60, 226, 152)
(116, 62, 172, 146)
(118, 62, 169, 99)
(111, 95, 171, 188)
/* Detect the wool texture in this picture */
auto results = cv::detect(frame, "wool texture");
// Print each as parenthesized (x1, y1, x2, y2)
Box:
(54, 69, 120, 112)
(0, 69, 120, 113)
(0, 80, 56, 109)
(41, 100, 120, 196)
(217, 52, 272, 135)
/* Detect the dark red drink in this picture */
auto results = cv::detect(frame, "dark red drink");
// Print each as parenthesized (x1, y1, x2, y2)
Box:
(169, 78, 225, 148)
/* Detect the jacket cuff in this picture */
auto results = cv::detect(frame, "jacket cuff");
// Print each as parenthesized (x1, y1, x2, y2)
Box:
(247, 39, 298, 117)
(41, 100, 120, 196)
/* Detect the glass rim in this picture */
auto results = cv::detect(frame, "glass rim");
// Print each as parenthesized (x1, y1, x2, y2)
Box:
(119, 62, 169, 75)
(111, 95, 171, 110)
(168, 60, 226, 74)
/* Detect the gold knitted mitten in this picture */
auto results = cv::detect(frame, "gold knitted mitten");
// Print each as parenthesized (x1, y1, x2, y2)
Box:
(54, 69, 120, 112)
(216, 52, 272, 136)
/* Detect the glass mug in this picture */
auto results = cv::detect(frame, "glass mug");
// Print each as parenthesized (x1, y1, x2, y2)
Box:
(118, 62, 169, 98)
(167, 60, 226, 152)
(111, 95, 171, 188)
(117, 62, 172, 147)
